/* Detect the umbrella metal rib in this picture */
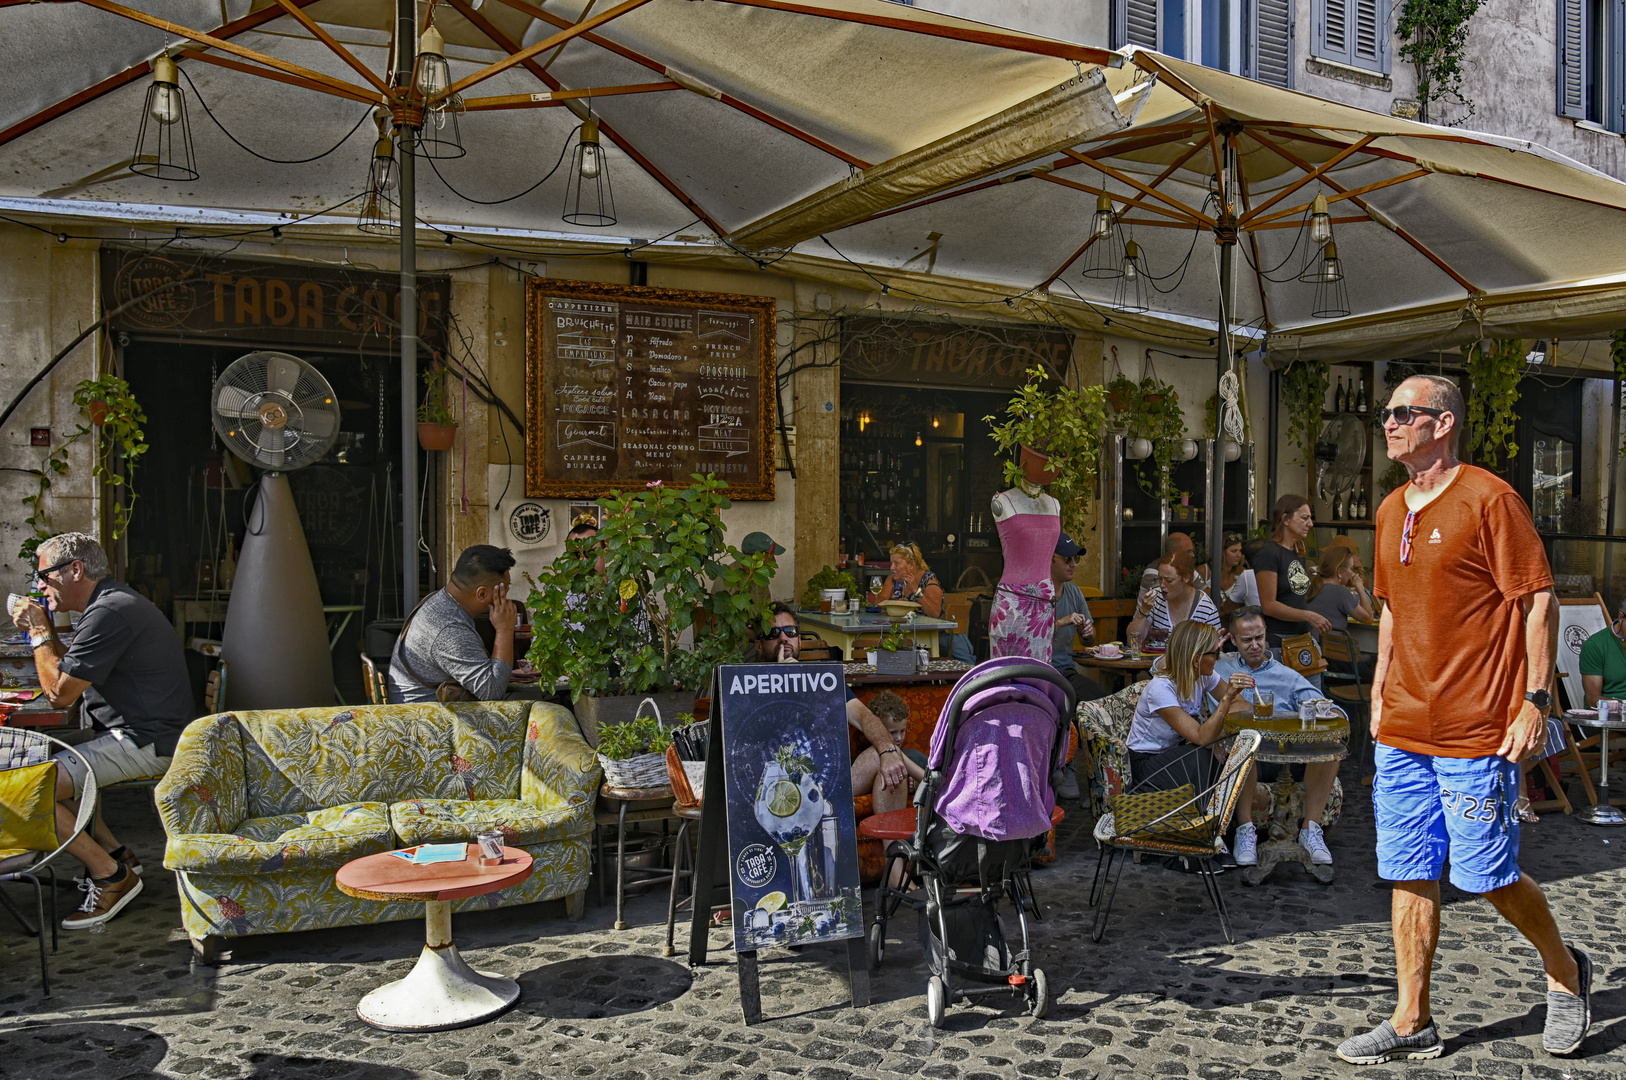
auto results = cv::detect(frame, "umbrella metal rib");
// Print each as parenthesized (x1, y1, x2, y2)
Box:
(269, 0, 393, 96)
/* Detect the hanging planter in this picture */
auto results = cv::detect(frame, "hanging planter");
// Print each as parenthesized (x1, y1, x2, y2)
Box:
(86, 400, 110, 426)
(1019, 444, 1061, 486)
(417, 421, 457, 451)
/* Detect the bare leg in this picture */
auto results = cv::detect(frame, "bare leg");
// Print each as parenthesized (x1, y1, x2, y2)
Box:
(1299, 761, 1338, 830)
(1482, 873, 1580, 995)
(56, 768, 118, 879)
(1391, 880, 1441, 1036)
(851, 747, 879, 799)
(91, 806, 119, 852)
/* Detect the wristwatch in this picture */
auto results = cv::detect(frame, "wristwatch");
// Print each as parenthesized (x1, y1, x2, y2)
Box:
(1525, 689, 1552, 711)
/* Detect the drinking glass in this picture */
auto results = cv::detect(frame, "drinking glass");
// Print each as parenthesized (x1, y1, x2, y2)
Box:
(753, 758, 826, 908)
(1253, 689, 1276, 719)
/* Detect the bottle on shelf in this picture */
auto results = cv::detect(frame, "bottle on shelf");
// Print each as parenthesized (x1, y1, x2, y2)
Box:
(1334, 375, 1346, 413)
(1355, 376, 1368, 414)
(1358, 490, 1369, 519)
(1332, 493, 1344, 520)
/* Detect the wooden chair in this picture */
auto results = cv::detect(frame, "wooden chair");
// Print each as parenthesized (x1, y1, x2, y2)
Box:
(204, 660, 229, 714)
(943, 597, 972, 638)
(1080, 586, 1104, 598)
(1320, 630, 1370, 761)
(360, 655, 386, 705)
(849, 633, 882, 662)
(797, 630, 843, 662)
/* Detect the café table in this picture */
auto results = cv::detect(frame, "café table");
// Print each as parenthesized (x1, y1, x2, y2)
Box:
(795, 609, 959, 658)
(335, 844, 533, 1030)
(1222, 711, 1349, 885)
(1075, 651, 1155, 692)
(1569, 709, 1626, 826)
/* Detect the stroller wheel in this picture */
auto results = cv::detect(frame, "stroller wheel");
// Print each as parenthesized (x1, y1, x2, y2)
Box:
(867, 921, 884, 970)
(926, 975, 948, 1028)
(1029, 968, 1048, 1019)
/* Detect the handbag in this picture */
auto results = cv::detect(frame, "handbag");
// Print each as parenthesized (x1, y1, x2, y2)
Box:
(397, 594, 480, 703)
(1280, 631, 1328, 678)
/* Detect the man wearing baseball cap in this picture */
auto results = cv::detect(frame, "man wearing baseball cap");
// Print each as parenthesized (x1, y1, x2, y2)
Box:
(717, 531, 784, 609)
(1051, 531, 1105, 799)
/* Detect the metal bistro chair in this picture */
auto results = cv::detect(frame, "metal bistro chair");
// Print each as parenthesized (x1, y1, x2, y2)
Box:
(1320, 631, 1371, 764)
(0, 728, 97, 997)
(1088, 729, 1261, 945)
(360, 654, 387, 705)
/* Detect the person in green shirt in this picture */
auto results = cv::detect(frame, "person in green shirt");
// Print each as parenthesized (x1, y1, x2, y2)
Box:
(1578, 598, 1626, 704)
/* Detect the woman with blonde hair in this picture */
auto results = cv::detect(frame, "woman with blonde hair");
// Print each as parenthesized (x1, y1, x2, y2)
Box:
(1126, 619, 1251, 797)
(869, 542, 944, 618)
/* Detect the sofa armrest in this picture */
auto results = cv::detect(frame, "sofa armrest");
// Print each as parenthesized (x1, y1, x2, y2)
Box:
(521, 701, 602, 815)
(156, 714, 248, 836)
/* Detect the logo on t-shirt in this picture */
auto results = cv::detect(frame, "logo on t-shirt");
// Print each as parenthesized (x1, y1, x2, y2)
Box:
(1287, 559, 1311, 596)
(1429, 528, 1441, 544)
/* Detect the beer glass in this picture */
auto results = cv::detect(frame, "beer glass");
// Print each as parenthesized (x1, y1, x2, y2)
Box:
(1253, 689, 1276, 719)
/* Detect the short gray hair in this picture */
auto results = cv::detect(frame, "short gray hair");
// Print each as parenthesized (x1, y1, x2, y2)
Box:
(38, 532, 109, 579)
(1403, 374, 1465, 450)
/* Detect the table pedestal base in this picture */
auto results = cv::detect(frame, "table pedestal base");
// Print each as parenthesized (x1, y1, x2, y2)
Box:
(1575, 803, 1626, 826)
(1241, 777, 1334, 886)
(357, 900, 519, 1031)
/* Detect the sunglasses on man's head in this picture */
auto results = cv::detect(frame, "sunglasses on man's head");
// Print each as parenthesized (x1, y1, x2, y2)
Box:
(1379, 404, 1445, 426)
(761, 626, 801, 640)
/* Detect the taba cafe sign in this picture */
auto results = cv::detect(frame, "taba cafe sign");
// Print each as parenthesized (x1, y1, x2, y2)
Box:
(101, 249, 446, 348)
(837, 315, 1072, 390)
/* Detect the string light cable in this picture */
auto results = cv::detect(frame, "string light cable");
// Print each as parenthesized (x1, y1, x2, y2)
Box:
(179, 68, 374, 166)
(422, 124, 578, 206)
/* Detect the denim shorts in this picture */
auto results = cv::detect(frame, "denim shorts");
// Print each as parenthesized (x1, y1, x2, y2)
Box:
(1373, 743, 1521, 894)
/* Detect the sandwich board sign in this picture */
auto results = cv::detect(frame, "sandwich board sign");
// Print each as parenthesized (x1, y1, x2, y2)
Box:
(687, 662, 868, 1022)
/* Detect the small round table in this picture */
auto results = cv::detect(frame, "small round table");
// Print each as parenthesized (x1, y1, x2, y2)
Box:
(1075, 653, 1155, 692)
(1568, 711, 1626, 827)
(1223, 713, 1349, 885)
(336, 845, 533, 1031)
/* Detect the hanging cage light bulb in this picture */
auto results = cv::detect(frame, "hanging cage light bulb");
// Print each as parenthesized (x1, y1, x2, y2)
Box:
(1113, 239, 1149, 313)
(368, 135, 397, 192)
(1318, 240, 1344, 283)
(1309, 193, 1333, 245)
(414, 24, 450, 99)
(357, 131, 399, 235)
(131, 54, 198, 180)
(413, 24, 466, 160)
(1080, 194, 1125, 280)
(1310, 240, 1350, 319)
(1091, 192, 1116, 239)
(563, 117, 616, 227)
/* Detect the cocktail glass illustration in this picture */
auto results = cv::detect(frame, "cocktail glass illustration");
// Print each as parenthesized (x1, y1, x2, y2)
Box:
(754, 754, 827, 908)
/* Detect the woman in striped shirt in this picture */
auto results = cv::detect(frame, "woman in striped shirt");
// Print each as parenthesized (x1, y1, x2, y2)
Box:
(1126, 550, 1221, 648)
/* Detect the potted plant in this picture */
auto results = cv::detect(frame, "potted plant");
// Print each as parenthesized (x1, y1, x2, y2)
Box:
(800, 565, 859, 609)
(417, 364, 457, 451)
(873, 623, 916, 675)
(1107, 375, 1186, 501)
(984, 366, 1112, 540)
(524, 474, 773, 746)
(19, 374, 147, 561)
(595, 708, 674, 789)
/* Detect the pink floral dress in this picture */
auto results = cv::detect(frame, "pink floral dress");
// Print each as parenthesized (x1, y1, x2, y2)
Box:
(988, 509, 1060, 660)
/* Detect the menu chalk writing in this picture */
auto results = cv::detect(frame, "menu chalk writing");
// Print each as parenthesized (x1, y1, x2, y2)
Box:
(526, 280, 776, 500)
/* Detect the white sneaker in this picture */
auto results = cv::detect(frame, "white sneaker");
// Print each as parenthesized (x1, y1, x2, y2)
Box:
(1299, 821, 1333, 865)
(1233, 822, 1258, 866)
(1055, 766, 1081, 801)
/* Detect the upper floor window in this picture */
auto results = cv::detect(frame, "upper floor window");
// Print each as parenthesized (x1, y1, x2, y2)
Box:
(1557, 0, 1626, 132)
(1312, 0, 1390, 74)
(1112, 0, 1293, 87)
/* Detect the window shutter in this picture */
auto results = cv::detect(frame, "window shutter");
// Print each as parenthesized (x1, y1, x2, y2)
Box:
(1557, 0, 1587, 119)
(1317, 0, 1352, 65)
(1113, 0, 1159, 49)
(1252, 0, 1293, 87)
(1354, 0, 1384, 71)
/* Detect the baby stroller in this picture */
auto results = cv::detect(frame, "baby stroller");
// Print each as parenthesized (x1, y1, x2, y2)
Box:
(869, 658, 1075, 1027)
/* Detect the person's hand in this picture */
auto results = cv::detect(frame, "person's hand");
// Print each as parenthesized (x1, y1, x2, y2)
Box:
(489, 584, 518, 634)
(1137, 591, 1156, 615)
(1370, 694, 1382, 740)
(12, 600, 50, 636)
(1305, 610, 1332, 635)
(1227, 672, 1255, 691)
(878, 748, 908, 791)
(1497, 700, 1548, 764)
(776, 640, 795, 662)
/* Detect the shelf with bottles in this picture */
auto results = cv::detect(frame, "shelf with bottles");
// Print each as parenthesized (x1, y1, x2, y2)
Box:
(1324, 363, 1375, 419)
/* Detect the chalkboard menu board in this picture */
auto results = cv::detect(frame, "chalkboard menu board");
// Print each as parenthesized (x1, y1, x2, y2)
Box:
(525, 280, 776, 500)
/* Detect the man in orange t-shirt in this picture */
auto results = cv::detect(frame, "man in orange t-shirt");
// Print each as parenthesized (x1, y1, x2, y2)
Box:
(1336, 375, 1588, 1066)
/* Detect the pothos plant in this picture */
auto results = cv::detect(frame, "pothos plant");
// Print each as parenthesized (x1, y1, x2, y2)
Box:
(1105, 373, 1186, 501)
(1396, 0, 1485, 124)
(18, 374, 147, 562)
(1461, 338, 1524, 468)
(523, 474, 772, 698)
(1278, 356, 1331, 465)
(984, 366, 1112, 539)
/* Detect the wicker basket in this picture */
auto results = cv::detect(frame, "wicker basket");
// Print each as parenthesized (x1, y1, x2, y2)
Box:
(599, 750, 670, 789)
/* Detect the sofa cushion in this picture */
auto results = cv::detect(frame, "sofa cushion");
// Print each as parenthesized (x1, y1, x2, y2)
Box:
(390, 798, 588, 848)
(164, 801, 395, 873)
(226, 702, 531, 817)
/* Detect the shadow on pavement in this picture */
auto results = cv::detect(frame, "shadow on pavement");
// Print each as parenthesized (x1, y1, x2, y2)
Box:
(515, 953, 693, 1019)
(0, 1022, 168, 1080)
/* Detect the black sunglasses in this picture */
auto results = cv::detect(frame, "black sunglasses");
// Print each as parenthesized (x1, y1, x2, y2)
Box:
(1379, 405, 1445, 426)
(31, 559, 74, 587)
(761, 626, 801, 640)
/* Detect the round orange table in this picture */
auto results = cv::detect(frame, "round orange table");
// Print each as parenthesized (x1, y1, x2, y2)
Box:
(336, 845, 533, 1030)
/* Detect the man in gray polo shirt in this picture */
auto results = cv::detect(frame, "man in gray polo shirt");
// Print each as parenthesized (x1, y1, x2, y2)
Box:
(387, 545, 518, 704)
(11, 532, 193, 930)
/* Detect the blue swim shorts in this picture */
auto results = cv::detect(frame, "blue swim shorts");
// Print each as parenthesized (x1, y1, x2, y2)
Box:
(1373, 743, 1521, 894)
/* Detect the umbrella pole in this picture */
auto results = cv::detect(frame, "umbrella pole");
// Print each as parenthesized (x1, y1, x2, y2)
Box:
(396, 0, 420, 612)
(1211, 237, 1232, 607)
(1606, 374, 1621, 609)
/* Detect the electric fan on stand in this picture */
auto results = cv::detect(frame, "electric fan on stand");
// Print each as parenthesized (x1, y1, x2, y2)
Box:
(212, 352, 341, 709)
(1314, 414, 1368, 505)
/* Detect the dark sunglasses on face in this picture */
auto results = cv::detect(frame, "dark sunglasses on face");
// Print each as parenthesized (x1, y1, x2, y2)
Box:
(1379, 404, 1445, 426)
(761, 626, 801, 640)
(32, 559, 74, 587)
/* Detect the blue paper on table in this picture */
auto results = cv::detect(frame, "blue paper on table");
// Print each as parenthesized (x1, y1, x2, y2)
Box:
(388, 843, 467, 864)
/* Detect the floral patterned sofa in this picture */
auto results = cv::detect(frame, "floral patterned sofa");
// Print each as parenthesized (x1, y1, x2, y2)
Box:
(1075, 682, 1341, 830)
(156, 700, 599, 960)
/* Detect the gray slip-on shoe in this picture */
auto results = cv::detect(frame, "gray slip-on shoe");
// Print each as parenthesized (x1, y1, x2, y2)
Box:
(1543, 944, 1592, 1056)
(1335, 1019, 1444, 1064)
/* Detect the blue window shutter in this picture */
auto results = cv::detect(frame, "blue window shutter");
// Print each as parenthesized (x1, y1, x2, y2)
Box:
(1113, 0, 1160, 49)
(1317, 0, 1353, 65)
(1557, 0, 1587, 118)
(1253, 0, 1294, 87)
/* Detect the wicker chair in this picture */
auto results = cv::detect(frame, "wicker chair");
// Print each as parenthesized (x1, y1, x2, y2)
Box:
(360, 654, 387, 705)
(1087, 728, 1261, 945)
(0, 728, 97, 997)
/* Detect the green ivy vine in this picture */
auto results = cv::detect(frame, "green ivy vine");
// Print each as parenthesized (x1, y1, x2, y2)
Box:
(1106, 374, 1186, 501)
(1396, 0, 1485, 124)
(1278, 356, 1330, 464)
(1461, 338, 1523, 467)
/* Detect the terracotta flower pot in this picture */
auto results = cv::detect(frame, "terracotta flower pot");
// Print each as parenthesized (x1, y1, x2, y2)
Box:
(1019, 444, 1060, 486)
(418, 422, 457, 451)
(86, 400, 109, 426)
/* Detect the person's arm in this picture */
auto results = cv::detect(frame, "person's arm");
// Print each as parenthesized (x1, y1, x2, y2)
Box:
(919, 581, 944, 619)
(1583, 674, 1604, 708)
(1155, 680, 1240, 746)
(847, 697, 907, 790)
(1498, 588, 1558, 763)
(1126, 588, 1157, 638)
(1369, 605, 1394, 739)
(433, 621, 512, 701)
(14, 601, 95, 708)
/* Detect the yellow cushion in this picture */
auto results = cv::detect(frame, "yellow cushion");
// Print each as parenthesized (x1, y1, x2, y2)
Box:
(0, 761, 59, 854)
(1111, 784, 1197, 836)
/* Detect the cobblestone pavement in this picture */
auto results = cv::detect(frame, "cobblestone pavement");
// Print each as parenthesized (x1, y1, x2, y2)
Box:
(4, 772, 1626, 1080)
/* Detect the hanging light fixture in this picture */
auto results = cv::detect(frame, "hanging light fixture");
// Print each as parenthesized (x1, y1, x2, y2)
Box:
(413, 24, 466, 160)
(1091, 193, 1116, 239)
(1310, 241, 1350, 318)
(1308, 193, 1333, 245)
(1113, 239, 1148, 313)
(563, 117, 616, 227)
(914, 434, 923, 447)
(931, 416, 940, 428)
(357, 131, 399, 235)
(131, 54, 198, 180)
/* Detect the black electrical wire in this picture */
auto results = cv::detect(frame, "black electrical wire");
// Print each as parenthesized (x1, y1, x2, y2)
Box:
(422, 125, 578, 205)
(180, 68, 373, 166)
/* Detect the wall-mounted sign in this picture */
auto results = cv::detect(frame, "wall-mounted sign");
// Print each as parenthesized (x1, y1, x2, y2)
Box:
(509, 503, 550, 545)
(524, 280, 775, 500)
(838, 315, 1072, 390)
(101, 247, 447, 350)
